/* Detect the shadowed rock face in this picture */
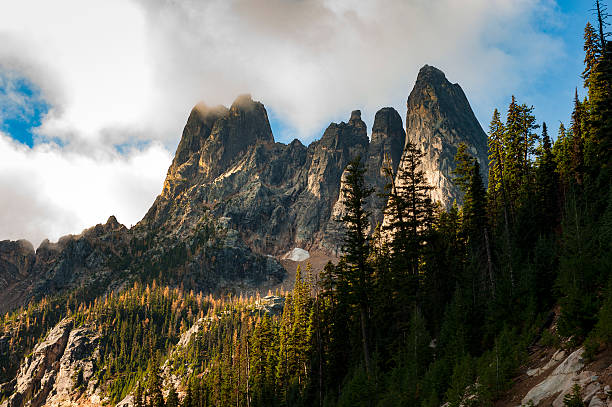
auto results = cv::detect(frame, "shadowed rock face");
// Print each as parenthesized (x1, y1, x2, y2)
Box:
(366, 107, 406, 225)
(141, 102, 375, 256)
(404, 65, 488, 208)
(0, 217, 128, 314)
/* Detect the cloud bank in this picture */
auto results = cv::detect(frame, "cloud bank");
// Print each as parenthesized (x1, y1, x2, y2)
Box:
(0, 0, 571, 245)
(0, 134, 171, 247)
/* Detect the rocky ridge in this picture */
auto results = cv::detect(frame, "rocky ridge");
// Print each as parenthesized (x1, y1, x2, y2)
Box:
(0, 65, 486, 317)
(140, 101, 400, 256)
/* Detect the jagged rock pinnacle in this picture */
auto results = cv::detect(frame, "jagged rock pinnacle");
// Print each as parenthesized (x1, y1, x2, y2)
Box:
(402, 64, 488, 208)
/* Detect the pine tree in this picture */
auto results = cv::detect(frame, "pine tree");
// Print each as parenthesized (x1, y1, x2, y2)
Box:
(384, 141, 434, 290)
(452, 143, 474, 196)
(134, 383, 145, 407)
(584, 2, 612, 205)
(570, 90, 585, 185)
(463, 161, 494, 296)
(147, 368, 165, 407)
(504, 96, 524, 201)
(535, 122, 560, 234)
(503, 96, 539, 203)
(553, 122, 573, 188)
(518, 104, 540, 176)
(166, 387, 179, 407)
(340, 155, 374, 376)
(583, 22, 602, 88)
(487, 108, 513, 244)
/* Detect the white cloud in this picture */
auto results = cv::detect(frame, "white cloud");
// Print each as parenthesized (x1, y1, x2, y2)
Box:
(0, 0, 154, 144)
(0, 134, 171, 247)
(137, 0, 566, 139)
(0, 0, 569, 244)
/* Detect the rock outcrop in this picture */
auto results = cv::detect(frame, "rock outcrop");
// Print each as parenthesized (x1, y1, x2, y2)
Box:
(366, 107, 406, 227)
(520, 347, 612, 407)
(0, 217, 129, 314)
(403, 65, 488, 208)
(2, 318, 102, 407)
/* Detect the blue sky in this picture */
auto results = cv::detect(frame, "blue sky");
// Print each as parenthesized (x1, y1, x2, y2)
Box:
(0, 73, 49, 147)
(0, 0, 604, 245)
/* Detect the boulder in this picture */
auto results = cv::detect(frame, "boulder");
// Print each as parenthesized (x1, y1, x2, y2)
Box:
(522, 348, 585, 406)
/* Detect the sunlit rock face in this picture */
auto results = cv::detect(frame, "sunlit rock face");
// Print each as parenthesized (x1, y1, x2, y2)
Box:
(403, 65, 488, 209)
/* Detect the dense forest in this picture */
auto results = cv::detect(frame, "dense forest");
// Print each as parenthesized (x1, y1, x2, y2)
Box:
(1, 2, 611, 406)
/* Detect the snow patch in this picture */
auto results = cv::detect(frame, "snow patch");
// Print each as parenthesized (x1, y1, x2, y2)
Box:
(282, 248, 310, 262)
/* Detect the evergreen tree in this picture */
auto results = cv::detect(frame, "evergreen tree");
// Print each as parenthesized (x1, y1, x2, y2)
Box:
(570, 90, 586, 185)
(383, 141, 434, 296)
(503, 95, 524, 201)
(535, 122, 560, 234)
(553, 122, 573, 188)
(134, 383, 145, 407)
(452, 143, 474, 196)
(166, 387, 179, 407)
(340, 155, 374, 375)
(583, 22, 602, 88)
(147, 368, 165, 407)
(463, 161, 494, 297)
(503, 96, 539, 204)
(487, 108, 512, 244)
(584, 3, 612, 205)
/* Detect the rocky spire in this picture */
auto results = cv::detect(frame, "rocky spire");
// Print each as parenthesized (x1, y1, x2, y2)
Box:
(366, 107, 406, 227)
(403, 64, 488, 208)
(198, 94, 274, 182)
(172, 103, 228, 169)
(158, 95, 274, 199)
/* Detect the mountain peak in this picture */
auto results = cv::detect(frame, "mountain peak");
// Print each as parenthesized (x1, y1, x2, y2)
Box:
(409, 64, 463, 111)
(403, 65, 488, 209)
(416, 64, 447, 81)
(226, 94, 274, 144)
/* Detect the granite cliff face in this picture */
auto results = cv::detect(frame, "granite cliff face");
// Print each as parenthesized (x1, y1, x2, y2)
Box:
(403, 65, 488, 208)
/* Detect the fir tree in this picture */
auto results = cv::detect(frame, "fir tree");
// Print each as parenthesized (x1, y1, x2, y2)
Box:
(535, 122, 560, 234)
(583, 22, 602, 88)
(166, 387, 179, 407)
(147, 368, 165, 407)
(134, 383, 145, 407)
(340, 155, 374, 376)
(463, 161, 494, 297)
(384, 141, 434, 290)
(570, 90, 586, 185)
(452, 143, 474, 196)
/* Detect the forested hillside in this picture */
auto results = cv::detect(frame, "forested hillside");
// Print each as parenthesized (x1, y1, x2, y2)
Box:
(1, 2, 611, 407)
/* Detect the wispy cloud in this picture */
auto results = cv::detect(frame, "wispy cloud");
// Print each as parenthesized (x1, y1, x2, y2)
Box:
(0, 0, 573, 244)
